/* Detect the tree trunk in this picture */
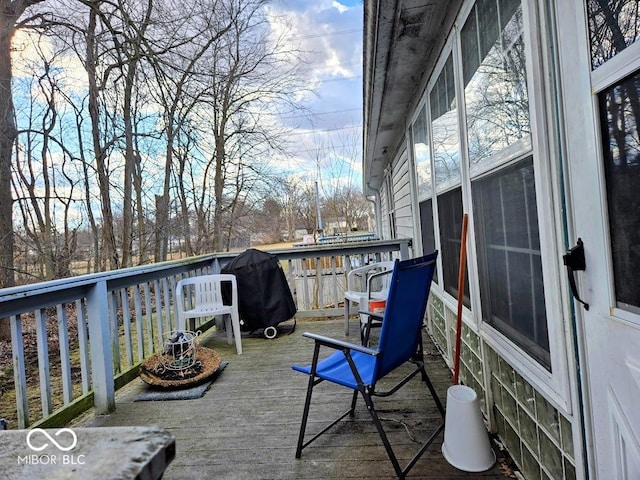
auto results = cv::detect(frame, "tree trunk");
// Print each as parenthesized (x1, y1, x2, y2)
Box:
(0, 9, 18, 340)
(134, 152, 148, 264)
(154, 194, 168, 261)
(154, 121, 174, 263)
(121, 71, 135, 267)
(0, 0, 46, 337)
(86, 3, 119, 271)
(120, 0, 152, 267)
(212, 136, 225, 252)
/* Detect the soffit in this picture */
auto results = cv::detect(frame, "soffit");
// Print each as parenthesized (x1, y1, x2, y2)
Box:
(363, 0, 463, 195)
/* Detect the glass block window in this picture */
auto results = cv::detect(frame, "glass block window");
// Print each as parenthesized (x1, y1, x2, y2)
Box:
(461, 0, 530, 176)
(437, 187, 470, 306)
(472, 157, 549, 368)
(599, 70, 640, 313)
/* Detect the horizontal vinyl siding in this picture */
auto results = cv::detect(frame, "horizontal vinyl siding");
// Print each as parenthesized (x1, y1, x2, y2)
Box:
(392, 157, 414, 240)
(380, 182, 392, 240)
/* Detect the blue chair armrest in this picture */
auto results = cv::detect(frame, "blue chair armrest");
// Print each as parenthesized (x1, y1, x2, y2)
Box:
(302, 332, 379, 356)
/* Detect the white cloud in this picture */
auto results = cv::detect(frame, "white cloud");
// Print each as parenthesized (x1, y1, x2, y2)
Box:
(332, 1, 349, 14)
(264, 1, 364, 189)
(13, 30, 87, 94)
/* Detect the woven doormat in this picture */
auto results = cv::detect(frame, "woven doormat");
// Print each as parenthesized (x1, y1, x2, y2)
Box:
(134, 361, 228, 402)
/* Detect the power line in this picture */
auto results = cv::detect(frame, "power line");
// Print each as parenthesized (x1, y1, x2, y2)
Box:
(286, 124, 363, 136)
(288, 28, 361, 41)
(275, 107, 361, 121)
(316, 75, 362, 84)
(295, 61, 362, 75)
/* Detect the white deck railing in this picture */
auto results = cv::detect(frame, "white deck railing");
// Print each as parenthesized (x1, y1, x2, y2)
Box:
(0, 239, 410, 429)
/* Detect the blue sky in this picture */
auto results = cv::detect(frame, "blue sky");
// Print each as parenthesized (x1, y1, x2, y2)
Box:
(267, 1, 364, 190)
(11, 0, 365, 206)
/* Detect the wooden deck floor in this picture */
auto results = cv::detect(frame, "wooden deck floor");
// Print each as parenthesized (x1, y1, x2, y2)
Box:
(77, 319, 509, 479)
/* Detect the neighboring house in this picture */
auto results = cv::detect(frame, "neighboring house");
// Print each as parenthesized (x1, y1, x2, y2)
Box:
(323, 217, 350, 236)
(363, 1, 639, 479)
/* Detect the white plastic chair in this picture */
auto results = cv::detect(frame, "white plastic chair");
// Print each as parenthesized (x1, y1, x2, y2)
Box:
(175, 274, 243, 354)
(344, 260, 395, 336)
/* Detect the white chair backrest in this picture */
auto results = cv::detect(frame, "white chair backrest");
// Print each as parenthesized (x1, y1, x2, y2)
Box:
(175, 274, 242, 353)
(377, 261, 395, 285)
(366, 261, 395, 293)
(177, 274, 237, 310)
(193, 278, 223, 307)
(347, 260, 395, 292)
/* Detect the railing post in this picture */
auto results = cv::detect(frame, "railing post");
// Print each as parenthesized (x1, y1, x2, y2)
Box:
(399, 239, 410, 260)
(86, 280, 116, 414)
(211, 258, 222, 274)
(11, 315, 29, 428)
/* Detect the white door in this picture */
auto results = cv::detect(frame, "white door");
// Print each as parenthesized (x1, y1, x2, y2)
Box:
(558, 1, 640, 478)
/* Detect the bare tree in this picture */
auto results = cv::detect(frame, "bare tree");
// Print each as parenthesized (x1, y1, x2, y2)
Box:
(0, 0, 48, 339)
(147, 0, 235, 260)
(322, 185, 371, 234)
(12, 40, 84, 280)
(5, 0, 310, 287)
(111, 0, 154, 267)
(203, 0, 307, 251)
(81, 1, 121, 270)
(317, 130, 369, 238)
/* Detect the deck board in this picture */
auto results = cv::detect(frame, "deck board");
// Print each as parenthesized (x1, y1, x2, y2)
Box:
(77, 319, 508, 479)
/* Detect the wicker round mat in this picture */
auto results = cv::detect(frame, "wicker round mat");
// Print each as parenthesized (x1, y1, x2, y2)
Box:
(139, 346, 222, 389)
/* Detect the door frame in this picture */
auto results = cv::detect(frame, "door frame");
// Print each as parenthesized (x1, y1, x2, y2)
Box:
(555, 0, 640, 478)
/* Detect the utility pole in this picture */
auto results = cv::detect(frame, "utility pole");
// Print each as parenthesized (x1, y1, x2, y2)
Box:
(315, 181, 323, 239)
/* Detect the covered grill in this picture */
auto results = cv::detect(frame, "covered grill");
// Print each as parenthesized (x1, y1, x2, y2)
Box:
(221, 248, 296, 338)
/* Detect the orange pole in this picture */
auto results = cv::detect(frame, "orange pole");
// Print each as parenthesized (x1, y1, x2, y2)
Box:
(452, 213, 468, 385)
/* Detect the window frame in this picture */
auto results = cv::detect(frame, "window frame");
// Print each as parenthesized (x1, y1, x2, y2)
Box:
(589, 24, 640, 324)
(460, 0, 571, 410)
(410, 102, 433, 203)
(472, 155, 550, 368)
(429, 38, 463, 294)
(408, 0, 573, 411)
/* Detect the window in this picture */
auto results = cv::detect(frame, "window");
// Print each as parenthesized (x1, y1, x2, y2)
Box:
(461, 0, 530, 176)
(459, 0, 549, 368)
(420, 199, 436, 255)
(472, 158, 549, 368)
(419, 199, 438, 284)
(588, 0, 640, 69)
(431, 54, 460, 191)
(437, 187, 469, 306)
(412, 105, 432, 199)
(599, 71, 640, 313)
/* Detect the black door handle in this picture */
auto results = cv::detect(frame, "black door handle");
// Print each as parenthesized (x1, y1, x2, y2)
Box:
(563, 238, 589, 310)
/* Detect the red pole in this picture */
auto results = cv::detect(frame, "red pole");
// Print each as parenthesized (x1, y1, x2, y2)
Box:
(452, 213, 468, 385)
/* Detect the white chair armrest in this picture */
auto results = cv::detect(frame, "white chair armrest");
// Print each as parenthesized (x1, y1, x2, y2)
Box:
(366, 268, 394, 300)
(346, 261, 395, 292)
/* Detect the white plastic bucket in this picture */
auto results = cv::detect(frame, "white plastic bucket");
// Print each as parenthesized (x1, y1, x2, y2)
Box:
(442, 385, 496, 472)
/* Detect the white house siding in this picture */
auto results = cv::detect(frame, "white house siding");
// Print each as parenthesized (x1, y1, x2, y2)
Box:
(391, 154, 414, 241)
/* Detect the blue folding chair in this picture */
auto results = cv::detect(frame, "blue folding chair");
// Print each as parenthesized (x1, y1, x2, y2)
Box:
(292, 252, 444, 479)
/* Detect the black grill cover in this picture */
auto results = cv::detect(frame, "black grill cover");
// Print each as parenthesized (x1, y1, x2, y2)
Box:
(221, 248, 297, 331)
